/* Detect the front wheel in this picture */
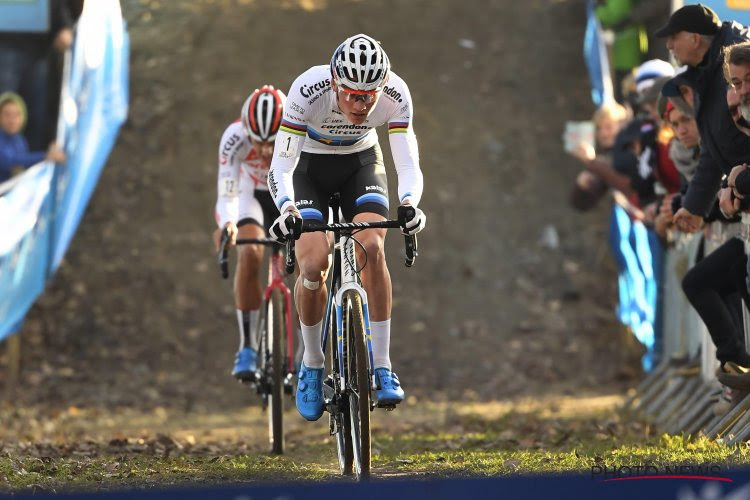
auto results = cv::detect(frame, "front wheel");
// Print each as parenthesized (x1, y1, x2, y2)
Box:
(345, 290, 371, 480)
(332, 300, 354, 475)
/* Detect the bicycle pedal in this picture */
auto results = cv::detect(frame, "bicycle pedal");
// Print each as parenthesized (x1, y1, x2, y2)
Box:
(376, 403, 397, 411)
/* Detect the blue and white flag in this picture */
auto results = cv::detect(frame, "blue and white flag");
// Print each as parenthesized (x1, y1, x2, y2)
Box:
(583, 0, 615, 107)
(0, 0, 129, 341)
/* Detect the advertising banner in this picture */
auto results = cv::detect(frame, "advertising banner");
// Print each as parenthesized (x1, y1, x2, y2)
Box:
(0, 0, 129, 341)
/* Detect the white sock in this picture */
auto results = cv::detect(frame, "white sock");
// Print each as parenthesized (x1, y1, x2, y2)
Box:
(370, 318, 391, 370)
(301, 319, 325, 368)
(237, 309, 259, 351)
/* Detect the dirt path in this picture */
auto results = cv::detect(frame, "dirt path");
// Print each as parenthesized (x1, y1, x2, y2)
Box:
(1, 0, 642, 439)
(0, 393, 627, 463)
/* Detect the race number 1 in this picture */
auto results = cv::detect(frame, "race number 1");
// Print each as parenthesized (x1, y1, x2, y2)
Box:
(279, 134, 299, 158)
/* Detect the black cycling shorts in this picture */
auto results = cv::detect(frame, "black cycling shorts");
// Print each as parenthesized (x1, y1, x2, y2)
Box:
(238, 189, 278, 233)
(292, 144, 389, 222)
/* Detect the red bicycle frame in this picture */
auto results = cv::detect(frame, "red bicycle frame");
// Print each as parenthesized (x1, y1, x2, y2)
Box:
(265, 246, 295, 374)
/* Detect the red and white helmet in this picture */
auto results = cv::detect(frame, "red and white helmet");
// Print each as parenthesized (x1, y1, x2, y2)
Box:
(330, 34, 390, 92)
(241, 85, 286, 142)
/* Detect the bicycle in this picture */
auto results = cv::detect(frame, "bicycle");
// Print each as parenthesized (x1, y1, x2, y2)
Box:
(218, 229, 298, 454)
(285, 193, 417, 480)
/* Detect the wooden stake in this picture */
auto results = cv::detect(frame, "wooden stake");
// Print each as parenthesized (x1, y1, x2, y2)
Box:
(3, 334, 20, 402)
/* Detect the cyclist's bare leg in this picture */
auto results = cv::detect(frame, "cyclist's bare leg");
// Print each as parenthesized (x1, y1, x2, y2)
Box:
(294, 230, 331, 367)
(352, 212, 391, 321)
(235, 223, 264, 310)
(231, 222, 265, 378)
(352, 212, 402, 398)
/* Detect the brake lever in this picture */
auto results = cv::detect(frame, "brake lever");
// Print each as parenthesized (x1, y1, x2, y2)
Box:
(405, 234, 417, 267)
(397, 205, 418, 267)
(285, 228, 296, 275)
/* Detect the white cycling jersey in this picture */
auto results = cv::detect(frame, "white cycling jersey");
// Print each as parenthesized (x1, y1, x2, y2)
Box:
(267, 65, 423, 214)
(215, 120, 271, 228)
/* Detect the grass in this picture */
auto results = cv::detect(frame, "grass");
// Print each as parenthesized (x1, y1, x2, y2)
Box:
(3, 394, 750, 492)
(0, 454, 332, 493)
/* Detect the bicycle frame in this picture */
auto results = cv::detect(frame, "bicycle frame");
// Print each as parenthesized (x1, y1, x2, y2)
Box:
(335, 233, 374, 390)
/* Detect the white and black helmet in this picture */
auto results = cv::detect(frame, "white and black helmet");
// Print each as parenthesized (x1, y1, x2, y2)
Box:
(330, 34, 390, 92)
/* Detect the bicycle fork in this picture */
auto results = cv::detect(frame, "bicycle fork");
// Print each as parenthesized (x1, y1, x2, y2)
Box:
(335, 234, 375, 391)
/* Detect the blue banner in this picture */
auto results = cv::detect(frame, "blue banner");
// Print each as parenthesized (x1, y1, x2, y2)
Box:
(0, 0, 49, 33)
(0, 164, 54, 338)
(583, 0, 614, 107)
(51, 0, 129, 271)
(0, 0, 129, 341)
(3, 472, 750, 500)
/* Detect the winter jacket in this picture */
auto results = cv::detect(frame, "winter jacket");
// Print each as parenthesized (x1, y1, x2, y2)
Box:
(0, 130, 44, 183)
(681, 21, 750, 216)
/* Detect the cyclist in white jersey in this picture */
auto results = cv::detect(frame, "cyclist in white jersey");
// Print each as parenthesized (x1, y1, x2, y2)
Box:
(213, 85, 285, 382)
(267, 34, 426, 421)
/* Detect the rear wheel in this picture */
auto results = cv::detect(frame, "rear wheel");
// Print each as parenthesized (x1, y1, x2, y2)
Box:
(345, 291, 371, 480)
(268, 290, 285, 454)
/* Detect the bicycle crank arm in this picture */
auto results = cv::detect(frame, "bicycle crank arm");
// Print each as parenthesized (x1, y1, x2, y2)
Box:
(283, 373, 294, 395)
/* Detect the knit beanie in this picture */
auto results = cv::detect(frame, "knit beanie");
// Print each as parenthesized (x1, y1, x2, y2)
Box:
(0, 92, 28, 130)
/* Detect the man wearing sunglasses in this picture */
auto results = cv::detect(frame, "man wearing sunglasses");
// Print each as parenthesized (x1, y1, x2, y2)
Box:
(267, 33, 426, 421)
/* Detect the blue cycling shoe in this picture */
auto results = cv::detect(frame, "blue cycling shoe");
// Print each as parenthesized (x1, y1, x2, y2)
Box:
(296, 363, 325, 421)
(374, 367, 405, 405)
(232, 347, 257, 381)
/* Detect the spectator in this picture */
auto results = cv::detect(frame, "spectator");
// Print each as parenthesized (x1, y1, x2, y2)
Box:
(613, 62, 678, 212)
(655, 99, 700, 239)
(654, 4, 750, 233)
(665, 99, 700, 182)
(569, 101, 631, 211)
(636, 73, 682, 196)
(595, 0, 648, 103)
(571, 102, 628, 198)
(724, 41, 750, 137)
(0, 92, 65, 183)
(680, 63, 750, 372)
(0, 1, 75, 150)
(661, 72, 696, 118)
(726, 86, 750, 136)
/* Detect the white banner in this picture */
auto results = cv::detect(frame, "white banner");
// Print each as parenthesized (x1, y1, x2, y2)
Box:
(0, 162, 54, 256)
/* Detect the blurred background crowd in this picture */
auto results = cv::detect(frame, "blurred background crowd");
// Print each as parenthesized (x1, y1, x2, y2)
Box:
(571, 1, 750, 413)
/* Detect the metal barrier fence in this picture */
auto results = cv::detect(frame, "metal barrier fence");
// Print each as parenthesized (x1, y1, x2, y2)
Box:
(625, 218, 750, 442)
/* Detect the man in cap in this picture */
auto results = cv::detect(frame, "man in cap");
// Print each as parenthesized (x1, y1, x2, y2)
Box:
(655, 4, 750, 233)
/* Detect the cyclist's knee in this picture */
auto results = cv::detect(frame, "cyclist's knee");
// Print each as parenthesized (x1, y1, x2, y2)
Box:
(357, 232, 386, 263)
(237, 243, 263, 265)
(297, 246, 329, 282)
(298, 256, 328, 282)
(296, 233, 330, 281)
